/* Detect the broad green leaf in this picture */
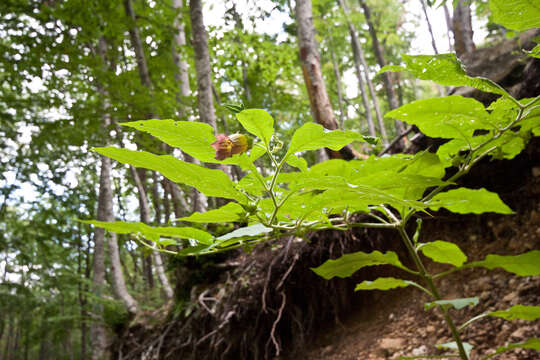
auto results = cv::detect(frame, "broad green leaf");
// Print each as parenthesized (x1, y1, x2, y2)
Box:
(286, 154, 308, 172)
(312, 250, 411, 280)
(121, 119, 217, 162)
(355, 277, 413, 291)
(526, 43, 540, 59)
(236, 109, 274, 147)
(93, 147, 247, 203)
(177, 202, 245, 223)
(380, 53, 510, 96)
(436, 342, 473, 357)
(80, 220, 213, 245)
(489, 305, 540, 321)
(386, 96, 491, 139)
(428, 188, 513, 214)
(470, 250, 540, 276)
(425, 297, 479, 311)
(215, 223, 272, 241)
(249, 144, 266, 162)
(492, 338, 540, 356)
(285, 123, 366, 157)
(490, 0, 540, 31)
(418, 240, 467, 267)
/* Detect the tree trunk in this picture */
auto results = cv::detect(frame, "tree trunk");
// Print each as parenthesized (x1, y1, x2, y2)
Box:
(453, 0, 475, 58)
(420, 0, 439, 54)
(358, 0, 406, 137)
(77, 225, 88, 360)
(96, 37, 139, 317)
(130, 167, 173, 299)
(330, 48, 347, 129)
(172, 0, 191, 120)
(296, 0, 339, 131)
(443, 4, 453, 51)
(189, 0, 218, 132)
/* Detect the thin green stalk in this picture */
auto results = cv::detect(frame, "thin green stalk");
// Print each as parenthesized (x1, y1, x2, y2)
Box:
(397, 226, 469, 360)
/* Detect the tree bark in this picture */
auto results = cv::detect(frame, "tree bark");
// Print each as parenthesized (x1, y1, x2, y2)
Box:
(96, 37, 139, 318)
(420, 0, 439, 54)
(443, 4, 453, 51)
(330, 48, 346, 129)
(358, 0, 406, 138)
(189, 0, 217, 132)
(453, 0, 475, 58)
(172, 0, 191, 120)
(130, 167, 173, 299)
(296, 0, 339, 131)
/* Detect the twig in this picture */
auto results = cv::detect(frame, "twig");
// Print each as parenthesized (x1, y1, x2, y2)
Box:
(378, 126, 414, 156)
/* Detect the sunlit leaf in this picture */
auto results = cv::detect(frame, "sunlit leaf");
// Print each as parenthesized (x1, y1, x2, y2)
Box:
(312, 251, 412, 280)
(236, 109, 274, 147)
(425, 297, 478, 311)
(177, 202, 245, 223)
(355, 277, 414, 291)
(418, 240, 467, 267)
(490, 0, 540, 31)
(285, 123, 366, 157)
(492, 338, 540, 356)
(93, 147, 247, 203)
(470, 250, 540, 276)
(436, 342, 473, 357)
(380, 53, 510, 96)
(428, 188, 513, 214)
(80, 220, 213, 245)
(489, 305, 540, 321)
(386, 96, 491, 139)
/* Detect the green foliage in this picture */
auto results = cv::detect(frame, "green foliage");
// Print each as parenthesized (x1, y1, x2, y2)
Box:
(428, 188, 514, 215)
(312, 251, 412, 280)
(418, 240, 467, 267)
(470, 251, 540, 276)
(489, 0, 540, 31)
(177, 202, 246, 223)
(488, 305, 540, 321)
(425, 297, 479, 311)
(355, 277, 414, 291)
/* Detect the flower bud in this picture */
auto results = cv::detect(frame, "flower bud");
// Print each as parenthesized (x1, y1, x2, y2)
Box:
(211, 133, 251, 160)
(229, 133, 252, 155)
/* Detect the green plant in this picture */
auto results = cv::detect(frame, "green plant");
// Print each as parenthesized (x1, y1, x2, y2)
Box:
(84, 1, 540, 358)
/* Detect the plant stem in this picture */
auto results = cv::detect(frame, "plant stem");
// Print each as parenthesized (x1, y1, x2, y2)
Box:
(397, 225, 469, 360)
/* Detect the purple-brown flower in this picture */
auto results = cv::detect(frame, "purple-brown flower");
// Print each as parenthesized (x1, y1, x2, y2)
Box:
(211, 133, 251, 160)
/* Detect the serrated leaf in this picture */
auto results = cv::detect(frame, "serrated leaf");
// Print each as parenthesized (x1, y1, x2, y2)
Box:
(177, 202, 245, 223)
(93, 147, 247, 203)
(490, 0, 540, 31)
(215, 223, 272, 241)
(312, 251, 411, 280)
(286, 154, 308, 172)
(355, 277, 414, 291)
(470, 251, 540, 276)
(386, 96, 491, 139)
(492, 338, 540, 356)
(121, 119, 217, 162)
(80, 220, 213, 245)
(236, 109, 274, 147)
(425, 297, 478, 311)
(436, 342, 473, 357)
(380, 53, 510, 96)
(285, 123, 366, 157)
(489, 305, 540, 321)
(526, 43, 540, 59)
(428, 188, 513, 214)
(419, 240, 467, 267)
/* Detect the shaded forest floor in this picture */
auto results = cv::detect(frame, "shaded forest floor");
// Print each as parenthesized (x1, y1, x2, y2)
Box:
(305, 205, 540, 360)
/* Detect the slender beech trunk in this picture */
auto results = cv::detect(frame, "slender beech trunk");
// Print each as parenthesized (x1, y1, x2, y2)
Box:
(452, 0, 475, 58)
(296, 0, 339, 130)
(130, 167, 173, 299)
(338, 0, 377, 137)
(330, 48, 346, 129)
(77, 225, 88, 360)
(443, 4, 453, 51)
(358, 0, 406, 138)
(172, 0, 192, 120)
(96, 37, 139, 317)
(189, 0, 217, 131)
(420, 0, 439, 54)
